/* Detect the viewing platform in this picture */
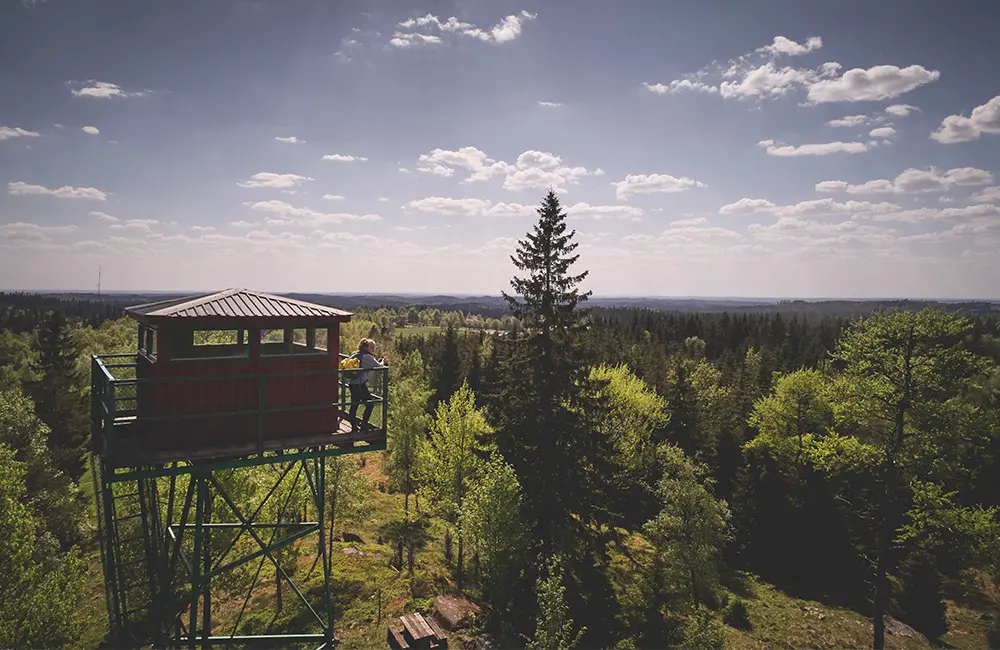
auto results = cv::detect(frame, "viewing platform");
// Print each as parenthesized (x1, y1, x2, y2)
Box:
(91, 288, 387, 469)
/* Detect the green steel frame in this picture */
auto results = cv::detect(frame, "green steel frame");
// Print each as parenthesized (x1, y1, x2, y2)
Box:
(91, 354, 388, 649)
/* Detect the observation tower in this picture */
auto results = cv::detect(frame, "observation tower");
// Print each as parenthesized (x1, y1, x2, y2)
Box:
(91, 288, 387, 648)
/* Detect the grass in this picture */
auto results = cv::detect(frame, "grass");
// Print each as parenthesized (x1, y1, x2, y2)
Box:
(723, 580, 993, 650)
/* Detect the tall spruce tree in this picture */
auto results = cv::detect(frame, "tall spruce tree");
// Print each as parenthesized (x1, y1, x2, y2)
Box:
(492, 190, 609, 551)
(29, 311, 88, 482)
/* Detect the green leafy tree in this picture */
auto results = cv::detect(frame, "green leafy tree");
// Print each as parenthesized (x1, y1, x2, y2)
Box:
(527, 554, 585, 650)
(829, 308, 990, 650)
(0, 390, 82, 547)
(460, 455, 527, 607)
(434, 325, 462, 407)
(894, 550, 948, 640)
(748, 369, 833, 462)
(643, 445, 731, 610)
(680, 609, 726, 650)
(385, 351, 431, 515)
(0, 444, 90, 649)
(590, 364, 668, 525)
(421, 382, 493, 586)
(28, 311, 89, 481)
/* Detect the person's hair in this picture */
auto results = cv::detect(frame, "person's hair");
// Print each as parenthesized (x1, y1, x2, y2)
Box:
(358, 338, 376, 353)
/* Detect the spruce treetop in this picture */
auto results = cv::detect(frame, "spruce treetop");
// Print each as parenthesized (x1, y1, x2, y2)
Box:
(503, 190, 591, 336)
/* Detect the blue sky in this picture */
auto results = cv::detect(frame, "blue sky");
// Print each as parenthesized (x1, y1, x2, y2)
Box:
(2, 0, 999, 298)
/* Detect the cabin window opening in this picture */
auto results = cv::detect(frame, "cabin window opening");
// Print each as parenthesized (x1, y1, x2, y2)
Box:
(172, 329, 249, 360)
(260, 328, 325, 356)
(139, 325, 158, 361)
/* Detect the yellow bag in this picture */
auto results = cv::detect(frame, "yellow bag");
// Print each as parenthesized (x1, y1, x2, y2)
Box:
(339, 355, 360, 370)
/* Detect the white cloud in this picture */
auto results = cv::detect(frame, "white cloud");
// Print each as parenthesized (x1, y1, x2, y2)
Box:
(757, 139, 869, 156)
(191, 225, 216, 232)
(69, 80, 148, 99)
(538, 101, 563, 107)
(82, 125, 100, 135)
(322, 153, 368, 162)
(8, 181, 107, 200)
(719, 63, 813, 99)
(806, 65, 940, 102)
(816, 167, 994, 194)
(237, 172, 313, 189)
(230, 220, 257, 228)
(275, 136, 304, 144)
(613, 173, 705, 200)
(0, 126, 41, 140)
(869, 126, 897, 139)
(671, 217, 710, 227)
(323, 194, 346, 201)
(643, 80, 718, 95)
(931, 95, 1000, 144)
(378, 197, 390, 202)
(110, 219, 159, 231)
(564, 202, 644, 220)
(90, 211, 120, 223)
(405, 196, 534, 217)
(244, 200, 381, 225)
(971, 186, 1000, 204)
(721, 197, 900, 218)
(414, 146, 596, 192)
(399, 167, 412, 174)
(719, 198, 776, 215)
(391, 10, 536, 47)
(389, 33, 443, 48)
(757, 35, 823, 56)
(0, 222, 78, 241)
(826, 115, 869, 127)
(885, 104, 918, 117)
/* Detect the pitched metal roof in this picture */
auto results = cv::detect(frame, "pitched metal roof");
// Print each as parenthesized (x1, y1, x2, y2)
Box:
(126, 288, 352, 320)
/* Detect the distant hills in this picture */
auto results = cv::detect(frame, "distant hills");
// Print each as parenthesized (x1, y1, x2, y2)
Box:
(11, 291, 1000, 318)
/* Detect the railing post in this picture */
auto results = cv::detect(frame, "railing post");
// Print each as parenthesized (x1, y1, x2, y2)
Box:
(257, 374, 265, 450)
(381, 366, 387, 432)
(105, 382, 117, 462)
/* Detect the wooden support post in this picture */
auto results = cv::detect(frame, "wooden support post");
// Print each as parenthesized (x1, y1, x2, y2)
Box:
(306, 328, 316, 350)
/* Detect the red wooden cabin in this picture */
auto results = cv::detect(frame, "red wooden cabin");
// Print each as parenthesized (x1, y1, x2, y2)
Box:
(93, 288, 387, 467)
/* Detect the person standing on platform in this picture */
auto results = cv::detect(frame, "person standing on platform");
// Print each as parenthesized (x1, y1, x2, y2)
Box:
(347, 337, 387, 431)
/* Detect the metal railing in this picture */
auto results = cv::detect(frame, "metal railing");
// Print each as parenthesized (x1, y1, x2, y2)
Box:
(91, 353, 388, 463)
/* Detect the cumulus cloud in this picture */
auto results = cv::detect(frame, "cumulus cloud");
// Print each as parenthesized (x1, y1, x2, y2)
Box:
(390, 10, 536, 48)
(613, 173, 705, 201)
(405, 197, 534, 217)
(322, 154, 368, 162)
(110, 219, 159, 231)
(869, 126, 897, 139)
(538, 101, 563, 107)
(718, 198, 776, 215)
(826, 115, 869, 127)
(0, 222, 78, 241)
(275, 136, 304, 144)
(414, 146, 597, 192)
(237, 173, 313, 189)
(82, 125, 100, 135)
(90, 211, 120, 222)
(971, 186, 1000, 204)
(757, 139, 869, 156)
(69, 80, 149, 99)
(244, 200, 381, 225)
(0, 126, 41, 140)
(885, 104, 918, 117)
(719, 63, 815, 99)
(931, 95, 1000, 144)
(191, 225, 216, 232)
(643, 80, 718, 95)
(564, 202, 644, 220)
(806, 65, 940, 102)
(815, 167, 994, 194)
(757, 35, 823, 56)
(721, 197, 900, 218)
(323, 194, 346, 201)
(8, 181, 107, 200)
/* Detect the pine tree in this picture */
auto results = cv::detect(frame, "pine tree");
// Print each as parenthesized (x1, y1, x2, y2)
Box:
(434, 325, 462, 407)
(491, 190, 611, 550)
(895, 550, 948, 640)
(29, 311, 88, 482)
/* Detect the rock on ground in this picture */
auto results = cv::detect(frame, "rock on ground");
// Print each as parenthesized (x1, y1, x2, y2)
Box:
(432, 595, 481, 631)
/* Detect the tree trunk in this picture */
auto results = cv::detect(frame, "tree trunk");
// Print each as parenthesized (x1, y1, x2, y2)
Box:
(457, 534, 464, 590)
